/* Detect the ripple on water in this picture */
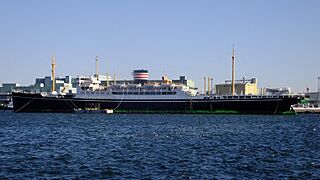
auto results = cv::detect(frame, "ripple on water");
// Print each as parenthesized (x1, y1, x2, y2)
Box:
(0, 112, 319, 179)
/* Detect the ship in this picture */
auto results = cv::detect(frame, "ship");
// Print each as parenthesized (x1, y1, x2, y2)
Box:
(11, 49, 302, 114)
(292, 104, 320, 114)
(12, 71, 301, 114)
(12, 91, 301, 114)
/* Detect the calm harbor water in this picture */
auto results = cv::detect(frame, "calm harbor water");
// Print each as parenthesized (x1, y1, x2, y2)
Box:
(0, 111, 319, 179)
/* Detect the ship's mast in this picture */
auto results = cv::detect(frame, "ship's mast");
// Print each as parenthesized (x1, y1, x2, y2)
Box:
(106, 72, 109, 87)
(51, 56, 56, 92)
(207, 76, 211, 97)
(95, 56, 99, 78)
(318, 76, 320, 103)
(210, 77, 213, 96)
(204, 77, 207, 96)
(318, 76, 320, 93)
(231, 45, 236, 96)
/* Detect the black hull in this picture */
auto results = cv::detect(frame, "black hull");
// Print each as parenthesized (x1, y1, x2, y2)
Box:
(12, 92, 300, 114)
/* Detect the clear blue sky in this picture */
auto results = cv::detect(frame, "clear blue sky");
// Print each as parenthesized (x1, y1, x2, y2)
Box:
(0, 0, 319, 92)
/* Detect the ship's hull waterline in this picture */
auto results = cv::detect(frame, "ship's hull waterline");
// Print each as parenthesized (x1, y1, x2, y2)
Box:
(12, 92, 300, 114)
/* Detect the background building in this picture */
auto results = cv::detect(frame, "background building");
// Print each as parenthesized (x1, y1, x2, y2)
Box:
(0, 83, 33, 93)
(215, 77, 258, 96)
(34, 75, 77, 94)
(305, 92, 320, 103)
(260, 87, 292, 96)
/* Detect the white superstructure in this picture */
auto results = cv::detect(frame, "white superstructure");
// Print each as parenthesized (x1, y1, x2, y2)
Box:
(75, 75, 198, 100)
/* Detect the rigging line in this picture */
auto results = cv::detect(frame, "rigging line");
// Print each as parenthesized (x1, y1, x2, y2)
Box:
(273, 101, 280, 115)
(113, 89, 125, 111)
(14, 94, 39, 112)
(188, 96, 194, 110)
(63, 98, 78, 111)
(64, 98, 80, 110)
(69, 99, 80, 110)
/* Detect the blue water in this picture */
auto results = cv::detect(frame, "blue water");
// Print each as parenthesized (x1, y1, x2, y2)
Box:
(0, 111, 319, 179)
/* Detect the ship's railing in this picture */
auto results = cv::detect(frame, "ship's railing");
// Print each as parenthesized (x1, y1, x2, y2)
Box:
(111, 91, 177, 95)
(206, 94, 299, 100)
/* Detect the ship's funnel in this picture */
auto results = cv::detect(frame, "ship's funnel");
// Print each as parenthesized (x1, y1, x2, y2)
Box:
(133, 70, 149, 84)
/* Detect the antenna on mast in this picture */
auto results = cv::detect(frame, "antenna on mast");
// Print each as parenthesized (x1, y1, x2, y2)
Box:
(231, 45, 236, 96)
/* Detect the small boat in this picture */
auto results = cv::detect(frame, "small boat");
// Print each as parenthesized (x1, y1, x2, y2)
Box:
(292, 104, 320, 114)
(105, 109, 114, 114)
